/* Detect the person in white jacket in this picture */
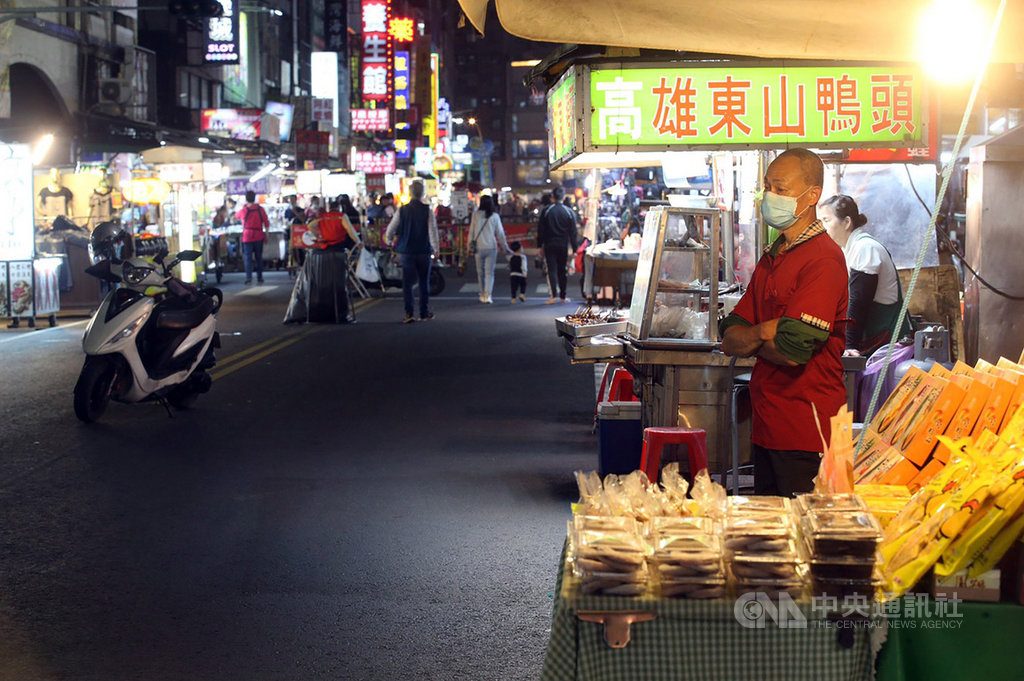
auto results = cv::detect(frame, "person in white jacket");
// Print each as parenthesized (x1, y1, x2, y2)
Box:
(470, 194, 512, 303)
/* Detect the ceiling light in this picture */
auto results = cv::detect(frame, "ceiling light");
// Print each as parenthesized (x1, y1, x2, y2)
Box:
(510, 60, 541, 68)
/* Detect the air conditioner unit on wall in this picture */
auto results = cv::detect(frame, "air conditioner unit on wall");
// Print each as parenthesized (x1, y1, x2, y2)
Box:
(99, 78, 133, 105)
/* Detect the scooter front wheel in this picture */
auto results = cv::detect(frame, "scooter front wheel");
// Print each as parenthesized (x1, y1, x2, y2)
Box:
(74, 356, 116, 423)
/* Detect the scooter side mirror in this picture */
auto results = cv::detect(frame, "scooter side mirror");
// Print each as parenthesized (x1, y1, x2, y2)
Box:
(154, 249, 167, 265)
(176, 250, 202, 262)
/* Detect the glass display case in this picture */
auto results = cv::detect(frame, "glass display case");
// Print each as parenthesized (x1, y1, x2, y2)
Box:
(626, 204, 736, 348)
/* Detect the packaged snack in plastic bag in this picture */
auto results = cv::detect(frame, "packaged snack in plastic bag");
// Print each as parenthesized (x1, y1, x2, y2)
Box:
(690, 469, 727, 519)
(795, 493, 868, 516)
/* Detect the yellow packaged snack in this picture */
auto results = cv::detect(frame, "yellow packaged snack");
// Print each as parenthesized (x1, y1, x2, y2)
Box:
(855, 483, 911, 498)
(936, 458, 1024, 577)
(885, 470, 1000, 595)
(967, 509, 1024, 578)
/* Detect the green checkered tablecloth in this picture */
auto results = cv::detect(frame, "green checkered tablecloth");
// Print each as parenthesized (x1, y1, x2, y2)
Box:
(542, 549, 876, 681)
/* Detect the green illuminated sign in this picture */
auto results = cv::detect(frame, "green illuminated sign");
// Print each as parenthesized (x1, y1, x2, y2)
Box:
(547, 68, 577, 164)
(588, 66, 925, 148)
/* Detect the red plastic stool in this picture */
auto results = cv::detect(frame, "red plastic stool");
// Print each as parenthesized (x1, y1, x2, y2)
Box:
(607, 368, 637, 402)
(639, 427, 708, 483)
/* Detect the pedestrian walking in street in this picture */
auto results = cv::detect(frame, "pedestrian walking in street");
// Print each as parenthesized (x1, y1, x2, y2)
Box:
(470, 194, 511, 304)
(236, 190, 269, 285)
(508, 241, 528, 304)
(338, 194, 362, 238)
(386, 180, 439, 323)
(537, 185, 580, 304)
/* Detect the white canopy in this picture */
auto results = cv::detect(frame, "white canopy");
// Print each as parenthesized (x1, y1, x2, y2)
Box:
(457, 0, 1024, 63)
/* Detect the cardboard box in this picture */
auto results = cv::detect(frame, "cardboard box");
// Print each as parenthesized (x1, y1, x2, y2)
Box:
(908, 457, 946, 491)
(935, 376, 991, 463)
(874, 456, 921, 486)
(934, 568, 1001, 602)
(873, 367, 931, 445)
(972, 375, 1015, 439)
(902, 378, 967, 466)
(854, 429, 898, 482)
(996, 368, 1024, 435)
(858, 446, 906, 483)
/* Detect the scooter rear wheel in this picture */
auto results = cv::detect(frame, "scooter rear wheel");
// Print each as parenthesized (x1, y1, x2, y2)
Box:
(73, 357, 116, 423)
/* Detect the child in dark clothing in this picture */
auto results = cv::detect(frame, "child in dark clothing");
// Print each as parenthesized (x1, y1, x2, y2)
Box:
(509, 241, 528, 303)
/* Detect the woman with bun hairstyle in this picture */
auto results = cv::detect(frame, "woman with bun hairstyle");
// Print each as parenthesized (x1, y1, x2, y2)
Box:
(820, 194, 912, 355)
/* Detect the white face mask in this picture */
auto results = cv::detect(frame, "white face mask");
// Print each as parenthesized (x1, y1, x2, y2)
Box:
(760, 186, 812, 230)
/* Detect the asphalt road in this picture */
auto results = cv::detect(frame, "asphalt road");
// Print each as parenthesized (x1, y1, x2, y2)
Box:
(0, 267, 595, 680)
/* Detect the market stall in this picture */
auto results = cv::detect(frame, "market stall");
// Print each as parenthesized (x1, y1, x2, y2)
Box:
(542, 350, 1024, 679)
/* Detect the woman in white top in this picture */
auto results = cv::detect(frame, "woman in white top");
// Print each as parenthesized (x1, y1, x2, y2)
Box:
(470, 194, 512, 304)
(820, 194, 912, 355)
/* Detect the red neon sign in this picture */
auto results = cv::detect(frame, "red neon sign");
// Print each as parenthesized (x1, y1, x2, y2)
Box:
(361, 0, 392, 103)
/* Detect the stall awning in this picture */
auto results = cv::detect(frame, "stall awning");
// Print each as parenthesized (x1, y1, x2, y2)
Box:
(457, 0, 1024, 63)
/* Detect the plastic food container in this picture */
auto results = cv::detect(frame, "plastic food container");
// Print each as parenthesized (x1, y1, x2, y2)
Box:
(801, 512, 882, 558)
(806, 554, 879, 581)
(794, 493, 868, 516)
(652, 516, 715, 535)
(580, 565, 649, 596)
(655, 532, 721, 553)
(731, 552, 802, 581)
(809, 576, 881, 600)
(658, 577, 727, 600)
(728, 496, 792, 514)
(724, 522, 794, 554)
(652, 550, 724, 579)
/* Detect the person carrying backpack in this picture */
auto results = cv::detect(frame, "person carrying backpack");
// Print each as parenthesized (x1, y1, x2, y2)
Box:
(236, 190, 270, 285)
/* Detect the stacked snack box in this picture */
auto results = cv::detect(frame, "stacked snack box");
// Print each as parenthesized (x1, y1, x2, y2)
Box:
(796, 494, 882, 600)
(571, 516, 649, 596)
(724, 497, 805, 599)
(650, 517, 726, 599)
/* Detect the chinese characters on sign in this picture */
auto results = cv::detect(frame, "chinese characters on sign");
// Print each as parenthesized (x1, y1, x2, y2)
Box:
(0, 144, 34, 261)
(353, 150, 396, 174)
(394, 50, 412, 159)
(296, 130, 331, 163)
(585, 66, 926, 148)
(325, 0, 347, 53)
(361, 0, 392, 103)
(205, 0, 239, 64)
(312, 98, 335, 122)
(546, 68, 577, 164)
(388, 16, 415, 43)
(350, 108, 390, 132)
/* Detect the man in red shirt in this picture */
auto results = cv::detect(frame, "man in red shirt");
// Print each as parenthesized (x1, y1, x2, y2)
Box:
(721, 149, 848, 496)
(236, 190, 269, 285)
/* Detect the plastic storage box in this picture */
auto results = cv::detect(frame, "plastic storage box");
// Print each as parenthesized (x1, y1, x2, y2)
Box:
(597, 401, 643, 476)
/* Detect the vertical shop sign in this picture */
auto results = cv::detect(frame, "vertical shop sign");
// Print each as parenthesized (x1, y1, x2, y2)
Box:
(547, 68, 577, 165)
(361, 0, 392, 103)
(205, 0, 240, 64)
(7, 260, 34, 318)
(312, 98, 335, 123)
(388, 16, 415, 43)
(325, 0, 348, 53)
(583, 65, 927, 149)
(0, 143, 34, 261)
(393, 50, 412, 160)
(0, 262, 8, 317)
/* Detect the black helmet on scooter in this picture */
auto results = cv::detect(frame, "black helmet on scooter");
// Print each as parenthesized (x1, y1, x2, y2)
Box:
(91, 221, 134, 263)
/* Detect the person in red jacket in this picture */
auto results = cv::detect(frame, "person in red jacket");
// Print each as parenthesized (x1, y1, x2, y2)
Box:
(720, 149, 849, 496)
(236, 190, 269, 285)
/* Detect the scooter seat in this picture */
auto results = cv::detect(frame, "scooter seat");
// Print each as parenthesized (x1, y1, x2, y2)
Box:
(155, 295, 215, 330)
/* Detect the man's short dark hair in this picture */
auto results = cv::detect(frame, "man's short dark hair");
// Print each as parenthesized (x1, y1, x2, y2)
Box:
(552, 185, 565, 200)
(777, 148, 824, 188)
(245, 190, 256, 203)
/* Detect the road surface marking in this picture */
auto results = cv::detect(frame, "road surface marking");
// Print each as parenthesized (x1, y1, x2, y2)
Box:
(0, 319, 88, 344)
(536, 284, 550, 294)
(211, 297, 381, 381)
(234, 285, 281, 297)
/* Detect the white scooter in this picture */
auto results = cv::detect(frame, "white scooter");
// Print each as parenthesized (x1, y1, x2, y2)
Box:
(75, 246, 222, 423)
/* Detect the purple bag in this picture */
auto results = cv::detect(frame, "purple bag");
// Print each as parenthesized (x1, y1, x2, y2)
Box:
(855, 342, 916, 422)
